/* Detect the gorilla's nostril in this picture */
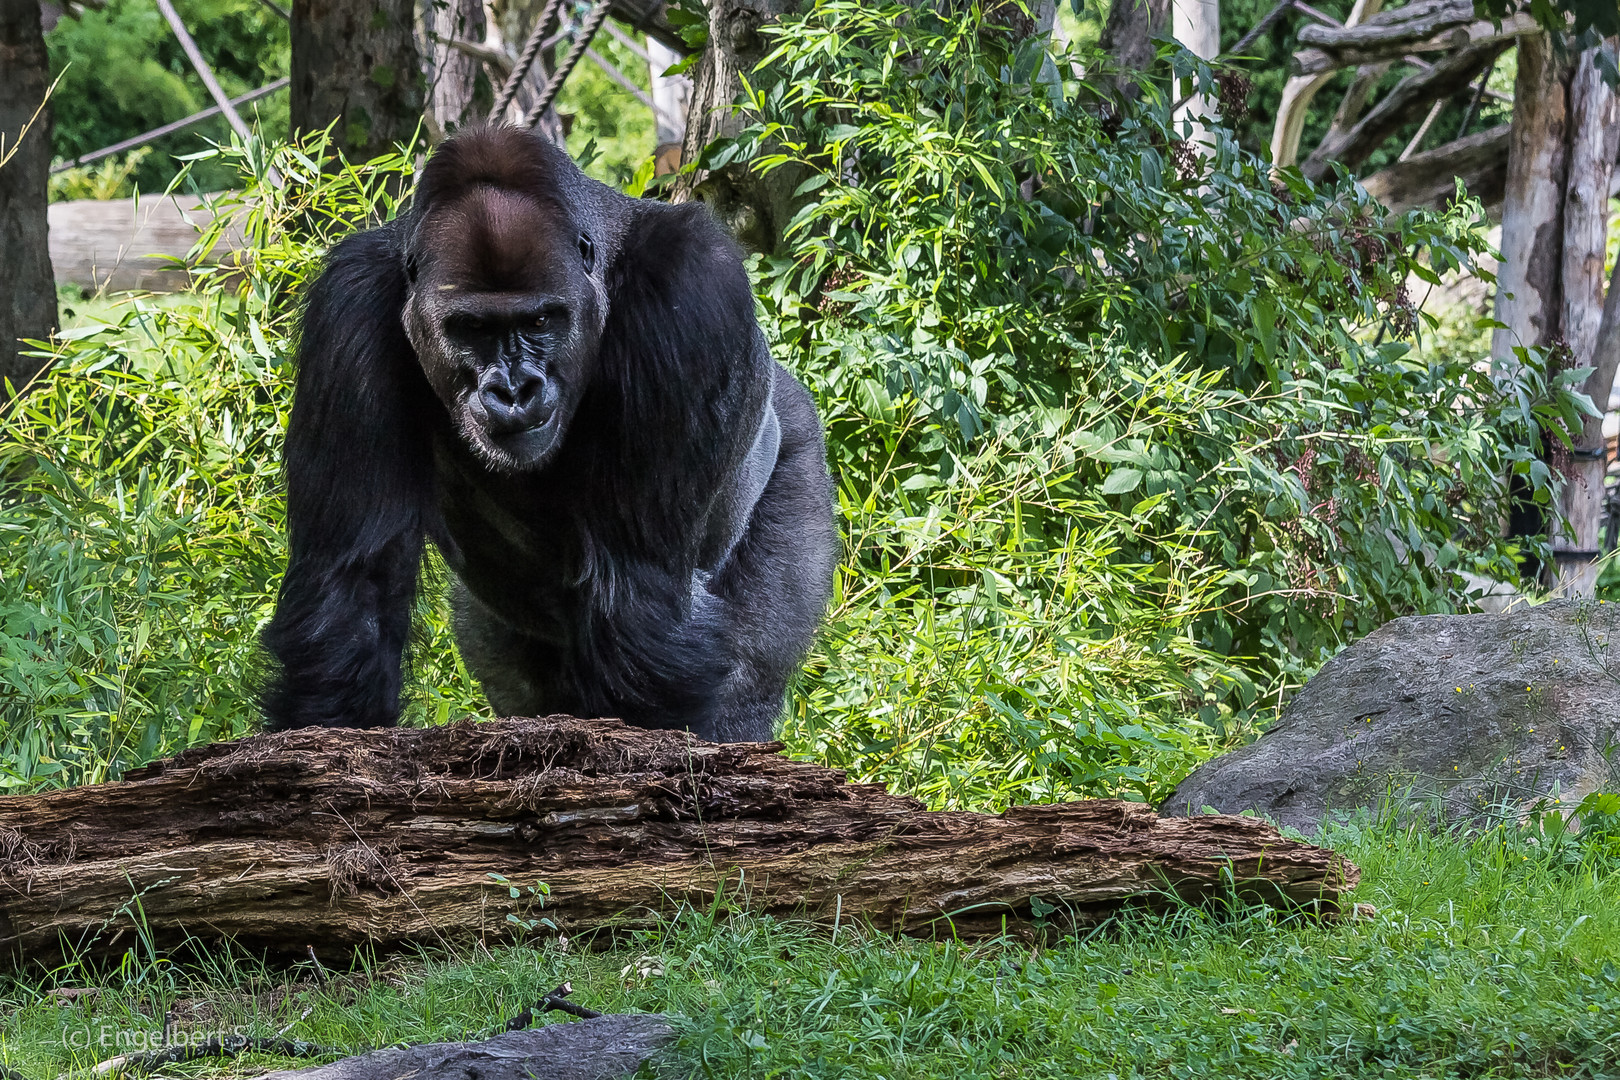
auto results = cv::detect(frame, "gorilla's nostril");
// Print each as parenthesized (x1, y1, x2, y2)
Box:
(512, 374, 543, 406)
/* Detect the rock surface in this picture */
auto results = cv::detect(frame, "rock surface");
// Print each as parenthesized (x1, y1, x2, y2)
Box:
(1166, 601, 1620, 832)
(257, 1014, 673, 1080)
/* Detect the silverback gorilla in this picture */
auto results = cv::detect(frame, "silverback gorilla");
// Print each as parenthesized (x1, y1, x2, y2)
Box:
(261, 126, 836, 742)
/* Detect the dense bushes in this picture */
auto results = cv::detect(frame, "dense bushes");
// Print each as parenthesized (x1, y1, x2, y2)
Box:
(0, 3, 1588, 803)
(743, 0, 1586, 803)
(0, 137, 481, 789)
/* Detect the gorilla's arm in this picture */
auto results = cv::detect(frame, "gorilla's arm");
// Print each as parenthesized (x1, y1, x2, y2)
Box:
(260, 229, 435, 730)
(593, 201, 772, 562)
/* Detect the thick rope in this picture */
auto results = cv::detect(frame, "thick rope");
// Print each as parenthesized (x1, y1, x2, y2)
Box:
(492, 0, 567, 120)
(522, 0, 615, 128)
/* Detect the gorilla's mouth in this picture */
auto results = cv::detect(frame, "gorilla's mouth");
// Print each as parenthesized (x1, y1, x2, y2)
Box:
(483, 409, 562, 469)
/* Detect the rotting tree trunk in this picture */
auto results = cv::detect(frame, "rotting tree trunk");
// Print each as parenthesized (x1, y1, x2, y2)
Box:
(292, 0, 424, 161)
(0, 718, 1357, 961)
(0, 0, 57, 397)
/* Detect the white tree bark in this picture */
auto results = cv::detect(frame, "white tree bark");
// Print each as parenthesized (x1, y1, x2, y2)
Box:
(1172, 0, 1220, 147)
(1551, 42, 1620, 597)
(1270, 0, 1383, 171)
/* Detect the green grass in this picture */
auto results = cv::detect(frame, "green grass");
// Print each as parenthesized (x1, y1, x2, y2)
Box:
(3, 819, 1619, 1079)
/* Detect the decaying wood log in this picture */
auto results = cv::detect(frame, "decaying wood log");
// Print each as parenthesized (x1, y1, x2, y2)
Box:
(0, 718, 1358, 960)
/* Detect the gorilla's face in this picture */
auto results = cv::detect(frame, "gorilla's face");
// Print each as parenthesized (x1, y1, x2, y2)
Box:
(402, 187, 605, 472)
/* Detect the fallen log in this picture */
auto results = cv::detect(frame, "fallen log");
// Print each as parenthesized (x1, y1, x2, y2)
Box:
(1358, 123, 1510, 215)
(0, 718, 1357, 960)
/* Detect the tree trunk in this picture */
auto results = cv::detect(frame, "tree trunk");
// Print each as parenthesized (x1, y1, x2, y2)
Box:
(0, 0, 57, 397)
(421, 0, 488, 139)
(1492, 32, 1573, 585)
(648, 36, 689, 174)
(292, 0, 425, 161)
(1492, 33, 1571, 366)
(1098, 0, 1170, 96)
(1550, 42, 1619, 596)
(671, 0, 802, 252)
(1173, 0, 1221, 148)
(0, 718, 1358, 961)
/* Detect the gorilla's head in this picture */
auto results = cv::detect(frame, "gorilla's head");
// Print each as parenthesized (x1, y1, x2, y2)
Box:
(400, 138, 607, 473)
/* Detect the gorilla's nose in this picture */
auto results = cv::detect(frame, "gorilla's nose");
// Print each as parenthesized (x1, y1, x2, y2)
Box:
(478, 365, 549, 432)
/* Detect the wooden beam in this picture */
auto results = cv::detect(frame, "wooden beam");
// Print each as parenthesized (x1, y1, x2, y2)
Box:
(1358, 122, 1509, 214)
(1300, 35, 1508, 180)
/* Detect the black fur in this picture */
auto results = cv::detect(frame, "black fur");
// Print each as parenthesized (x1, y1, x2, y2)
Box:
(261, 127, 837, 742)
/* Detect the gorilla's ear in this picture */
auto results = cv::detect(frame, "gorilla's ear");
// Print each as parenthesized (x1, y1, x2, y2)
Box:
(596, 203, 771, 518)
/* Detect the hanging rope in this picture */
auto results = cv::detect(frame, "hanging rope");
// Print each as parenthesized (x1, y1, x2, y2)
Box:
(522, 0, 615, 129)
(492, 0, 567, 120)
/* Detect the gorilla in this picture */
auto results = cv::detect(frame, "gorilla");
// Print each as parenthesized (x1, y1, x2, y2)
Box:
(261, 125, 837, 743)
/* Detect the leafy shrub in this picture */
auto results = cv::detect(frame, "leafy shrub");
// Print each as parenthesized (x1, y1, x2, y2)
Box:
(0, 134, 480, 789)
(48, 147, 152, 203)
(738, 0, 1588, 804)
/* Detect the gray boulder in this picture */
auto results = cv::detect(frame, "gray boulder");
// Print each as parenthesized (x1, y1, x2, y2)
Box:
(1165, 601, 1620, 832)
(257, 1014, 673, 1080)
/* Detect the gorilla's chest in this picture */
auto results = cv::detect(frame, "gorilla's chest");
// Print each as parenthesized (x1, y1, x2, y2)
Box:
(431, 448, 586, 636)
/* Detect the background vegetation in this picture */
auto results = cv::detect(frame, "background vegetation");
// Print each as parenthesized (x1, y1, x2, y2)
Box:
(0, 2, 1587, 808)
(42, 0, 657, 196)
(6, 5, 1620, 1078)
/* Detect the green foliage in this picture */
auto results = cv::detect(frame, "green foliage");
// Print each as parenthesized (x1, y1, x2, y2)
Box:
(2, 823, 1620, 1078)
(0, 7, 1585, 809)
(0, 133, 481, 790)
(47, 147, 152, 203)
(733, 0, 1583, 805)
(558, 30, 658, 187)
(46, 0, 290, 193)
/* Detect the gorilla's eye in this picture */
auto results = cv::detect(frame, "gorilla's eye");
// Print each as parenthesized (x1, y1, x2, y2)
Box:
(446, 314, 488, 336)
(578, 233, 595, 271)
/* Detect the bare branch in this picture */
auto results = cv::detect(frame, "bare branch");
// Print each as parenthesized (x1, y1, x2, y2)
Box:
(1358, 122, 1509, 213)
(1301, 36, 1509, 180)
